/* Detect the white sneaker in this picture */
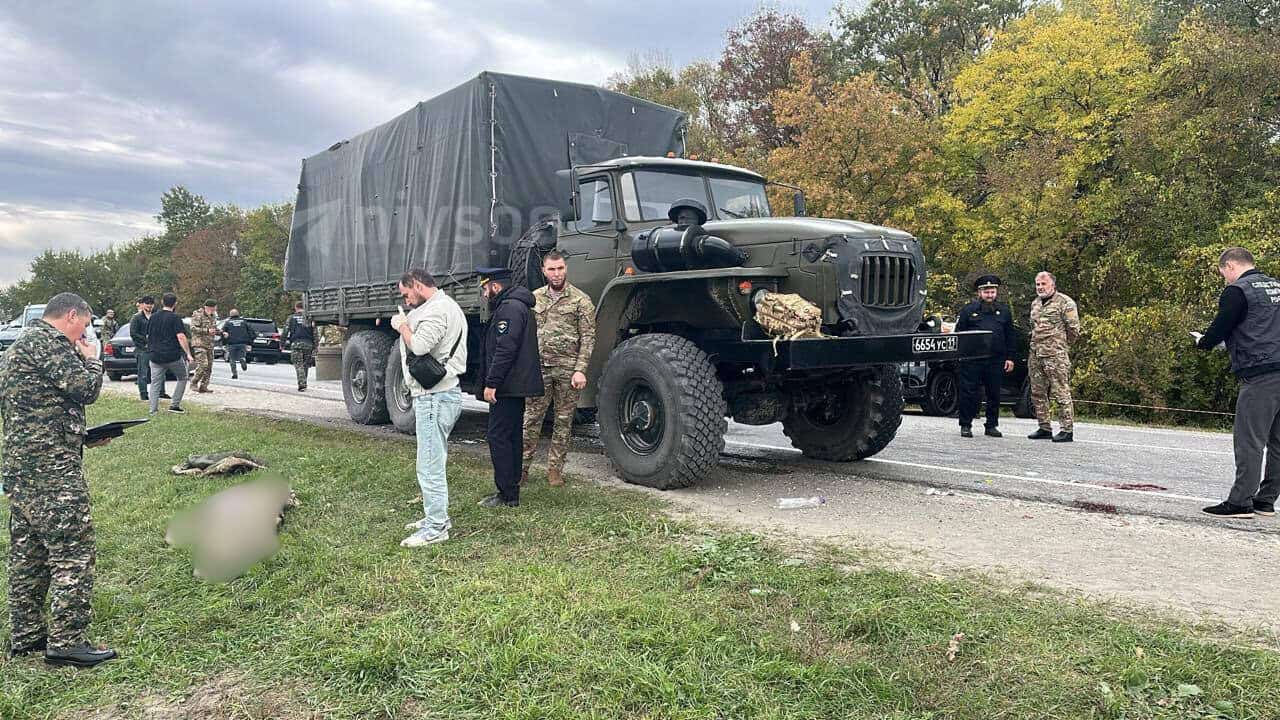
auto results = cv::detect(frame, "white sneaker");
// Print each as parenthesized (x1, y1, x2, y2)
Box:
(401, 527, 449, 547)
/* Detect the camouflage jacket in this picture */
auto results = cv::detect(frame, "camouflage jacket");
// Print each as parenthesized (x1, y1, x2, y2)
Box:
(532, 282, 596, 373)
(190, 308, 219, 348)
(100, 317, 119, 340)
(1029, 292, 1081, 357)
(0, 321, 103, 498)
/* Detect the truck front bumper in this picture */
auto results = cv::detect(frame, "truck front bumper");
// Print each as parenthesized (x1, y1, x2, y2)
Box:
(702, 330, 993, 372)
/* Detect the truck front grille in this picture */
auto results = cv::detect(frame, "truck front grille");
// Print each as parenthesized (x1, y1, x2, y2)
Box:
(859, 255, 914, 308)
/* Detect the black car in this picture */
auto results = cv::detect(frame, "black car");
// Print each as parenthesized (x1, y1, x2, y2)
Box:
(227, 317, 289, 364)
(900, 322, 1034, 419)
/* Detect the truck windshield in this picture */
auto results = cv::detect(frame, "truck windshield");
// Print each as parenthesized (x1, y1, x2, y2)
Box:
(624, 170, 771, 222)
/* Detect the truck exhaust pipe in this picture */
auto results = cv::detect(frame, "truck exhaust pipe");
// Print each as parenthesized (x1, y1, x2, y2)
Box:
(631, 225, 747, 273)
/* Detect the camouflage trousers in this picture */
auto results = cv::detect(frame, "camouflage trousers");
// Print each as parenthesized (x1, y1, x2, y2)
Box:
(522, 366, 581, 475)
(291, 341, 314, 389)
(8, 490, 95, 652)
(191, 345, 214, 390)
(1029, 352, 1074, 432)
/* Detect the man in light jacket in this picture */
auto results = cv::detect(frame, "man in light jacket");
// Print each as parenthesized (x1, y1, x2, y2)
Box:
(393, 269, 468, 546)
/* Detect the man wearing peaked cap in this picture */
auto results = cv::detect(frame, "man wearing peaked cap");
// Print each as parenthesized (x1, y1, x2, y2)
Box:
(474, 266, 543, 508)
(955, 274, 1016, 438)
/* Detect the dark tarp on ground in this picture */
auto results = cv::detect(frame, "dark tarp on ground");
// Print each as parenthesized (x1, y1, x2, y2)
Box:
(285, 72, 687, 291)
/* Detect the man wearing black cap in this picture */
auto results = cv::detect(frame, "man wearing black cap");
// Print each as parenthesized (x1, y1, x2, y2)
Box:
(668, 198, 709, 227)
(475, 267, 544, 508)
(955, 275, 1015, 437)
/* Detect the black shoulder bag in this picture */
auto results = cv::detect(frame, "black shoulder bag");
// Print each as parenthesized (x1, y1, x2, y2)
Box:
(406, 329, 462, 389)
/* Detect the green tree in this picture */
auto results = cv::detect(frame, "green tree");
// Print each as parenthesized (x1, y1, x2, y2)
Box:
(833, 0, 1031, 117)
(237, 202, 295, 321)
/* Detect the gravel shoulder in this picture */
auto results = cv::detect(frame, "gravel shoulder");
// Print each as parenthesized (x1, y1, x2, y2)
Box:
(103, 379, 1280, 635)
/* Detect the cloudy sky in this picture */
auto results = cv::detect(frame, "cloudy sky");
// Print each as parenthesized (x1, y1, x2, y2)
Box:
(0, 0, 839, 286)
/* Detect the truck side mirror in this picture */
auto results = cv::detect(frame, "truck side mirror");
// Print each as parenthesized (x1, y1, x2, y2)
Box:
(793, 191, 806, 217)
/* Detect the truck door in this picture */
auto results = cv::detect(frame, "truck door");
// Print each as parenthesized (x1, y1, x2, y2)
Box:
(556, 174, 621, 302)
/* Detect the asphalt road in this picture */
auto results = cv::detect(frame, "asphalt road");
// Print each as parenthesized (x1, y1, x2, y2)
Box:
(178, 359, 1245, 528)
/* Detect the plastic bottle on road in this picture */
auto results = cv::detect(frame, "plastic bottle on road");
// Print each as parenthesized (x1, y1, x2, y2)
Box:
(776, 497, 825, 510)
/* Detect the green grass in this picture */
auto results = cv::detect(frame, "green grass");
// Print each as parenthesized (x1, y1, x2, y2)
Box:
(0, 397, 1274, 719)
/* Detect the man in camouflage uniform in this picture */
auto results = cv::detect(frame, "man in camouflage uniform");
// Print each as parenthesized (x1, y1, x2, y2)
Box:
(98, 309, 118, 341)
(1026, 271, 1081, 442)
(1, 293, 117, 667)
(284, 301, 315, 392)
(189, 299, 220, 393)
(521, 251, 596, 487)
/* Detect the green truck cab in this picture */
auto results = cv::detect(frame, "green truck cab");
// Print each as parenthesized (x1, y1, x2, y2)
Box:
(285, 72, 991, 490)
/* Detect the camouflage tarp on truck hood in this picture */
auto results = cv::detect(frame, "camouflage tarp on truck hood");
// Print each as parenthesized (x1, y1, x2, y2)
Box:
(285, 72, 686, 291)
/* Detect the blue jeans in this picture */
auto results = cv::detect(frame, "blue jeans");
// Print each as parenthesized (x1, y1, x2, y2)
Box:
(415, 388, 463, 530)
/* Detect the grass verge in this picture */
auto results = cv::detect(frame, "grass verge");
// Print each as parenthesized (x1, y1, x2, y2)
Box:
(0, 396, 1273, 719)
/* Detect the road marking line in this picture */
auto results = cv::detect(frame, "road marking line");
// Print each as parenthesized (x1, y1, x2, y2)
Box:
(722, 440, 1219, 504)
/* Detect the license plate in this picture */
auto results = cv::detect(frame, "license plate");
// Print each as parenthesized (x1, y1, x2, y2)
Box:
(123, 347, 133, 354)
(253, 338, 269, 345)
(912, 335, 957, 354)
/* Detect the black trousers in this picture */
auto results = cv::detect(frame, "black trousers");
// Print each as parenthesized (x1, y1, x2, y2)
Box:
(959, 359, 1003, 429)
(488, 396, 526, 503)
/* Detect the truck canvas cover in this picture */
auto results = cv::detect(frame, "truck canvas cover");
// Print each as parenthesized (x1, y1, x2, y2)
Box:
(285, 72, 686, 291)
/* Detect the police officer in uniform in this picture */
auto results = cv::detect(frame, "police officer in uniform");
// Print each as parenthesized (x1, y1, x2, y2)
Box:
(955, 275, 1016, 438)
(1195, 247, 1280, 519)
(283, 302, 315, 392)
(475, 267, 543, 508)
(221, 309, 252, 379)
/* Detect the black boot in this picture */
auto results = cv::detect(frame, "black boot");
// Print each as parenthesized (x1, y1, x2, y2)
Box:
(44, 644, 117, 668)
(985, 426, 1003, 438)
(959, 426, 973, 438)
(1052, 431, 1073, 443)
(8, 637, 46, 658)
(1027, 428, 1053, 440)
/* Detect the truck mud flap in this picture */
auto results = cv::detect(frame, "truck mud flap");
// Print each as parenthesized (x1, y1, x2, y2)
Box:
(702, 330, 993, 371)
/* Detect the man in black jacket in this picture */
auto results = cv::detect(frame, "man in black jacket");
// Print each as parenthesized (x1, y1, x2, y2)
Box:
(955, 275, 1016, 438)
(221, 309, 253, 379)
(475, 267, 543, 508)
(1195, 247, 1280, 519)
(128, 295, 159, 401)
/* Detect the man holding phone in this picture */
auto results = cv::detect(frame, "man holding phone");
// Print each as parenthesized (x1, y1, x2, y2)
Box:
(0, 293, 117, 667)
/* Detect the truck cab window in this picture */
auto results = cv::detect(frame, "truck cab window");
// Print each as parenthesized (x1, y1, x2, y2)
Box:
(576, 178, 615, 229)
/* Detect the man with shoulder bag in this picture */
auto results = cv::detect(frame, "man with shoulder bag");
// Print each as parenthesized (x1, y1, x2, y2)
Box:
(393, 269, 468, 547)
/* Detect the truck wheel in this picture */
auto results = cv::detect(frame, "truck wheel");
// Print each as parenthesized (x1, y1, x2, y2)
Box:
(919, 367, 959, 417)
(1013, 377, 1035, 419)
(598, 333, 726, 489)
(783, 365, 903, 461)
(385, 342, 416, 434)
(342, 330, 393, 425)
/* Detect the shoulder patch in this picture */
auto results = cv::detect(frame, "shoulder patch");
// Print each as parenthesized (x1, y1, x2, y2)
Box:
(496, 320, 509, 335)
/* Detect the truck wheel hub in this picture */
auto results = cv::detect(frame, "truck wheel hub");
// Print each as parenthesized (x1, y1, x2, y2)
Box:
(619, 382, 663, 454)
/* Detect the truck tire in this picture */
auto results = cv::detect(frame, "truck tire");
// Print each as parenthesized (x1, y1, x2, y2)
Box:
(597, 333, 726, 490)
(385, 342, 416, 434)
(107, 371, 124, 382)
(1013, 377, 1035, 419)
(342, 330, 393, 425)
(919, 367, 959, 417)
(782, 365, 903, 461)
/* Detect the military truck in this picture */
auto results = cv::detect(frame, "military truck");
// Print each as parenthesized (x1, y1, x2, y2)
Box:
(285, 72, 991, 489)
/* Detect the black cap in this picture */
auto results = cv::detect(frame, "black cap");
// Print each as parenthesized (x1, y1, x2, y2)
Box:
(974, 274, 1001, 291)
(476, 266, 513, 284)
(667, 198, 709, 225)
(203, 298, 218, 307)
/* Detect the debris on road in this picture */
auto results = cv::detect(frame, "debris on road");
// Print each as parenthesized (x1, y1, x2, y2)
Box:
(776, 497, 825, 510)
(1072, 500, 1119, 515)
(1103, 483, 1168, 492)
(947, 632, 965, 662)
(925, 488, 955, 497)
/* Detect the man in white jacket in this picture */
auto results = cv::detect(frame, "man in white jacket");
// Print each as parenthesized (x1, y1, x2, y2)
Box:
(392, 269, 468, 547)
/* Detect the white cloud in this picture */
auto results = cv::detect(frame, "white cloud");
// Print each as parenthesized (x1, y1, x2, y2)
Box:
(0, 202, 161, 285)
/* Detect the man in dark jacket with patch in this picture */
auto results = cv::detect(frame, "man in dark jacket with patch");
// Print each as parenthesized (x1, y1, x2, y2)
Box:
(955, 275, 1016, 438)
(475, 267, 543, 508)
